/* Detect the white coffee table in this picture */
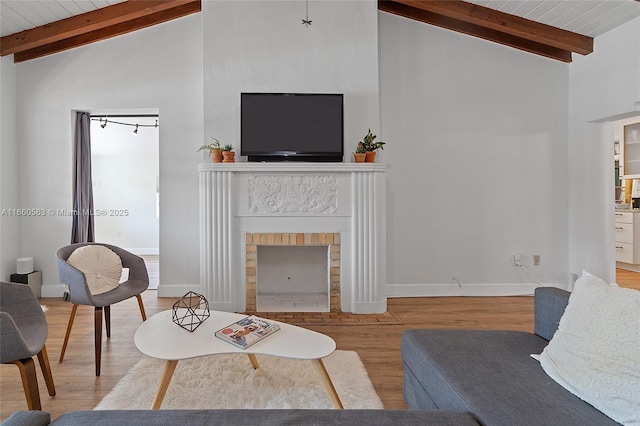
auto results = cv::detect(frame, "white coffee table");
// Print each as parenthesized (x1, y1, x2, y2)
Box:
(134, 310, 342, 409)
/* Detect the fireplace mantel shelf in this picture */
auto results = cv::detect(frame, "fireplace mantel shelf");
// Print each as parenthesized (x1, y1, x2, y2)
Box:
(198, 162, 386, 173)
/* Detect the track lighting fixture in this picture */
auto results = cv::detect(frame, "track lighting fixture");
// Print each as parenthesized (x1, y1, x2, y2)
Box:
(90, 115, 159, 135)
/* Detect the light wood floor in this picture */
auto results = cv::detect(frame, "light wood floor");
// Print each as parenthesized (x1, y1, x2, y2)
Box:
(1, 270, 638, 421)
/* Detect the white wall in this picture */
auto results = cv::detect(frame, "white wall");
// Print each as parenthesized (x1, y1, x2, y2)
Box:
(7, 3, 635, 298)
(568, 16, 640, 283)
(379, 13, 570, 296)
(91, 117, 159, 253)
(202, 0, 379, 158)
(0, 56, 20, 281)
(14, 14, 203, 296)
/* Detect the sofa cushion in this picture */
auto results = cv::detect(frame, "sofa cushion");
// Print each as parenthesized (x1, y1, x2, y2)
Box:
(540, 273, 640, 425)
(402, 329, 620, 426)
(48, 409, 480, 426)
(2, 411, 50, 426)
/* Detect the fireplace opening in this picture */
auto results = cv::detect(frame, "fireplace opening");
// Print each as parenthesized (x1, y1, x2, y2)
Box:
(245, 232, 341, 313)
(256, 246, 329, 312)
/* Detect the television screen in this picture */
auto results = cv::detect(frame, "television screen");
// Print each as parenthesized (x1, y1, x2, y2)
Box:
(241, 93, 344, 162)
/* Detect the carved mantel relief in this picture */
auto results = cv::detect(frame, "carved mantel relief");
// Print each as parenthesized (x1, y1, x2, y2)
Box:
(248, 175, 338, 215)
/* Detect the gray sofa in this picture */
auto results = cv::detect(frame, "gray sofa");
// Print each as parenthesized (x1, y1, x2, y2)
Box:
(3, 409, 479, 425)
(402, 287, 620, 425)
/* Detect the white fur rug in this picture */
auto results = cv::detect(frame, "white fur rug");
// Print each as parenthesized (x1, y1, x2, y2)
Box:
(95, 350, 383, 410)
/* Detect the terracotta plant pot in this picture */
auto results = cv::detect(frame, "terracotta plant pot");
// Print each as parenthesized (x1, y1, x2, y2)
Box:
(365, 151, 377, 163)
(222, 151, 235, 163)
(354, 153, 366, 163)
(211, 149, 223, 163)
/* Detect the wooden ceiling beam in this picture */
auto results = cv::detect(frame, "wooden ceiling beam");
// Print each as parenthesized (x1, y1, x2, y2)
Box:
(1, 0, 201, 57)
(13, 1, 201, 63)
(379, 0, 594, 62)
(379, 0, 573, 62)
(389, 0, 592, 55)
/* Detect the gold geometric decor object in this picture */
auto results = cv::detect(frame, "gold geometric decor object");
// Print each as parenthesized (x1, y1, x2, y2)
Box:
(172, 292, 210, 332)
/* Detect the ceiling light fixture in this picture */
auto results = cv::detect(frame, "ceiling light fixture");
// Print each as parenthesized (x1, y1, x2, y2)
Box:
(90, 115, 159, 132)
(302, 0, 312, 26)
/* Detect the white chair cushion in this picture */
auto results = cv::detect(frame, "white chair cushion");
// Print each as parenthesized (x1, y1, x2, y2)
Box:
(67, 245, 123, 295)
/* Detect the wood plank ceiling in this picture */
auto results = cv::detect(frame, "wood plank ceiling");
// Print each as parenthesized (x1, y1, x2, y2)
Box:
(1, 0, 639, 63)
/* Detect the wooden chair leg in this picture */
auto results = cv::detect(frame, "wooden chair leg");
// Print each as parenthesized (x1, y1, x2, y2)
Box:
(136, 294, 147, 321)
(104, 305, 111, 339)
(59, 304, 79, 362)
(12, 358, 41, 410)
(37, 345, 56, 397)
(94, 307, 103, 376)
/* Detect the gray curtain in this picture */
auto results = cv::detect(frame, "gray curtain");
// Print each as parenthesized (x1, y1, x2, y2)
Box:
(71, 112, 95, 243)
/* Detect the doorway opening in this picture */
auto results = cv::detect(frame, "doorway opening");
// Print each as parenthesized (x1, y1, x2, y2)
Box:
(90, 112, 160, 289)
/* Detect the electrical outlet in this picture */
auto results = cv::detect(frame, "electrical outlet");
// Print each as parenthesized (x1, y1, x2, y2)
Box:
(533, 255, 541, 266)
(513, 254, 522, 266)
(116, 230, 121, 238)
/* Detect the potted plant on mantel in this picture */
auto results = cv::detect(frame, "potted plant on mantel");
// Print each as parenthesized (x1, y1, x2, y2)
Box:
(354, 144, 366, 163)
(359, 129, 385, 163)
(222, 144, 235, 163)
(197, 138, 223, 163)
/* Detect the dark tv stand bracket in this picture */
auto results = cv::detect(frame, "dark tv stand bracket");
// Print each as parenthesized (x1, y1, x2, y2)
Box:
(247, 155, 343, 163)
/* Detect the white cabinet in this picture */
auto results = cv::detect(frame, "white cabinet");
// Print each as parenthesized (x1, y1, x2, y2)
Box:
(619, 118, 640, 180)
(615, 212, 640, 264)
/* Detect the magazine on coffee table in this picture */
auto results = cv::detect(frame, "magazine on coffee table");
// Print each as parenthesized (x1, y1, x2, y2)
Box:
(215, 315, 281, 349)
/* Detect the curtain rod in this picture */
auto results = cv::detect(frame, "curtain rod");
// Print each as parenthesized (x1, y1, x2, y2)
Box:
(90, 114, 158, 118)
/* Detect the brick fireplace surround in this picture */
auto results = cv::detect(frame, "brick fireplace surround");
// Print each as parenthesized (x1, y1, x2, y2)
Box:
(199, 163, 387, 314)
(245, 232, 341, 312)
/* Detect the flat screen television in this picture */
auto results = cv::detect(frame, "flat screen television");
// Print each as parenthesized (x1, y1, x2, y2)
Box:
(241, 93, 344, 162)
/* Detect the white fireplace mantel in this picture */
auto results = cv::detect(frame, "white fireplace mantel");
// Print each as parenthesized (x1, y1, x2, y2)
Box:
(199, 162, 387, 314)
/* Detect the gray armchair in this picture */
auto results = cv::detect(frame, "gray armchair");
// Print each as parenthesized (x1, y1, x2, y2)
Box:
(0, 281, 56, 410)
(56, 243, 148, 376)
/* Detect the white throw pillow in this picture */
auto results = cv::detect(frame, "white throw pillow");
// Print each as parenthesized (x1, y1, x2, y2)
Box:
(67, 245, 123, 295)
(539, 273, 640, 425)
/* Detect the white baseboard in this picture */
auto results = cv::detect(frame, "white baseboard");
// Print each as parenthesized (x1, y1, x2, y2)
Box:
(43, 282, 568, 300)
(386, 282, 567, 298)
